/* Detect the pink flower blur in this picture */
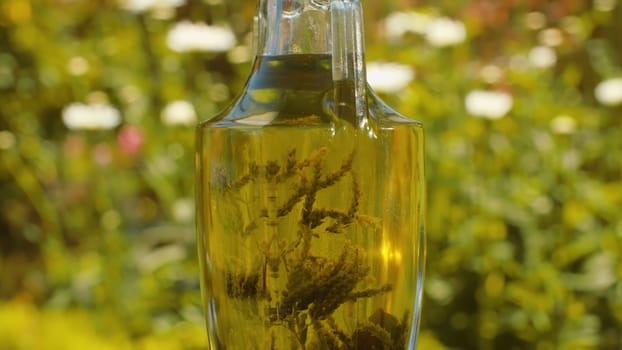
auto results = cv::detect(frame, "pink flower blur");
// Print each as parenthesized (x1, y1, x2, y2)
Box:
(117, 125, 144, 156)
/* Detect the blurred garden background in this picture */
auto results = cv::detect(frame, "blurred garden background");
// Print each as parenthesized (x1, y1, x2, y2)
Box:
(1, 0, 622, 349)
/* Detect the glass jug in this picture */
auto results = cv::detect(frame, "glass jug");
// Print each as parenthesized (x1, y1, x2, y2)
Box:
(195, 0, 425, 348)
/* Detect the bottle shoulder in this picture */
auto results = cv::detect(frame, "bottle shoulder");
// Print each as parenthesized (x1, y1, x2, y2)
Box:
(367, 87, 424, 128)
(197, 55, 423, 130)
(197, 86, 425, 132)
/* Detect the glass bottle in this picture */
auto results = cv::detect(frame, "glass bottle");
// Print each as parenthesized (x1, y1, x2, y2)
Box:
(195, 0, 425, 349)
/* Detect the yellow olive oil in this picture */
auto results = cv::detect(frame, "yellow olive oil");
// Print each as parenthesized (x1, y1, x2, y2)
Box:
(196, 54, 425, 349)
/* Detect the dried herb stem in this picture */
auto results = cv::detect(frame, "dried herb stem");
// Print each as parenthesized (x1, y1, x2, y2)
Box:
(216, 147, 405, 348)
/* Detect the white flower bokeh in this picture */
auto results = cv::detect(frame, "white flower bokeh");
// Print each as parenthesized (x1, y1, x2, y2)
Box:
(172, 198, 194, 223)
(384, 11, 434, 40)
(465, 90, 513, 120)
(528, 46, 557, 69)
(538, 28, 564, 47)
(67, 56, 90, 76)
(424, 17, 466, 48)
(480, 65, 504, 84)
(594, 78, 622, 106)
(525, 11, 547, 30)
(366, 62, 415, 94)
(166, 21, 236, 53)
(62, 103, 122, 130)
(123, 0, 186, 13)
(550, 115, 577, 134)
(161, 100, 197, 126)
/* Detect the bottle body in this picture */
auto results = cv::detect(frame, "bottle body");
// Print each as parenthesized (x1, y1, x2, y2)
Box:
(196, 54, 425, 349)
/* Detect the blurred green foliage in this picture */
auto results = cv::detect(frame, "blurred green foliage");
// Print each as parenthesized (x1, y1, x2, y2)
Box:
(1, 0, 622, 349)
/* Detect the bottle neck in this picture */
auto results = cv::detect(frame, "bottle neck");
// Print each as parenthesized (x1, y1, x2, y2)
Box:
(255, 0, 332, 56)
(254, 0, 368, 123)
